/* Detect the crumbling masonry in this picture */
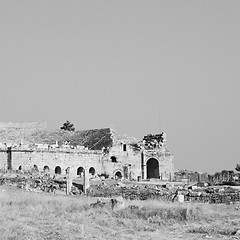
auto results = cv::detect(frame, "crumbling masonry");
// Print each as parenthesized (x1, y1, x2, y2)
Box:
(0, 122, 174, 180)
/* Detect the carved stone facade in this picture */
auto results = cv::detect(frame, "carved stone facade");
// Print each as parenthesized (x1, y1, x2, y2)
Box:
(0, 122, 174, 181)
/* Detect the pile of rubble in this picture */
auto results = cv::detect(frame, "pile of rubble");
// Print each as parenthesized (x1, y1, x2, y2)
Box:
(87, 181, 240, 204)
(87, 182, 173, 201)
(0, 173, 83, 195)
(1, 172, 240, 205)
(142, 132, 166, 149)
(179, 186, 240, 204)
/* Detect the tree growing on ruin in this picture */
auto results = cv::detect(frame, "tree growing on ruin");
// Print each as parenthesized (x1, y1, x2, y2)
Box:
(60, 120, 75, 131)
(236, 164, 240, 172)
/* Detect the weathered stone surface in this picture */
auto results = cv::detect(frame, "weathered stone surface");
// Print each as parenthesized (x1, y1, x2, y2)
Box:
(234, 229, 240, 235)
(0, 121, 174, 182)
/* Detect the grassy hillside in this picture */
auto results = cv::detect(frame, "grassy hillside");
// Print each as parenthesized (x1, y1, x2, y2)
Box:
(0, 185, 240, 240)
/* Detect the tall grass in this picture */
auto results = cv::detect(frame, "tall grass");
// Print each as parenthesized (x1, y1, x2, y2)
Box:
(0, 187, 240, 239)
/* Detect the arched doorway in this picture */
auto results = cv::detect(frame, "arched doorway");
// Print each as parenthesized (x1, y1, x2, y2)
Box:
(147, 158, 159, 179)
(55, 166, 61, 175)
(43, 165, 50, 173)
(77, 167, 84, 177)
(33, 165, 38, 172)
(114, 171, 123, 180)
(89, 167, 95, 176)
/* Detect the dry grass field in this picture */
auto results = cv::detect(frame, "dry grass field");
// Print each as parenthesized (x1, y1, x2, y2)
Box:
(0, 185, 240, 240)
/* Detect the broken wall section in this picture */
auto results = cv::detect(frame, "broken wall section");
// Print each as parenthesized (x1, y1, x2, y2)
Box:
(102, 143, 142, 180)
(3, 148, 103, 178)
(141, 132, 174, 181)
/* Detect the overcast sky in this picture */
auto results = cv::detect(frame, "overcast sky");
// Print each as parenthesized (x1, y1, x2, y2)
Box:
(0, 1, 239, 173)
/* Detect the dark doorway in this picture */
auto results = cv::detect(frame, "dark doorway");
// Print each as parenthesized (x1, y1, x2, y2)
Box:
(55, 166, 61, 175)
(43, 165, 50, 173)
(89, 167, 95, 176)
(33, 165, 38, 172)
(111, 156, 117, 162)
(77, 167, 84, 177)
(147, 158, 159, 179)
(115, 171, 123, 180)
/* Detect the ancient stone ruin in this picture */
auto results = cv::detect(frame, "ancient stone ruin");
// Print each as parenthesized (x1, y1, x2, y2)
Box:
(0, 121, 174, 181)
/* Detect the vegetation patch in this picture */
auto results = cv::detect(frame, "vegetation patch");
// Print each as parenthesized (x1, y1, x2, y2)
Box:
(1, 186, 240, 239)
(187, 225, 238, 236)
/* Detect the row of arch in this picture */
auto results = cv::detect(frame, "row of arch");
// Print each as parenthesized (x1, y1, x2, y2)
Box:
(18, 165, 96, 176)
(18, 164, 124, 179)
(17, 158, 161, 179)
(18, 158, 160, 178)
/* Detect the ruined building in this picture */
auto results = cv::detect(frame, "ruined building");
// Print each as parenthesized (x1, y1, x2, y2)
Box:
(0, 122, 174, 180)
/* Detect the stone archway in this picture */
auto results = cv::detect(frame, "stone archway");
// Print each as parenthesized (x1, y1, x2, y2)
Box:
(55, 166, 61, 175)
(43, 165, 50, 173)
(77, 167, 84, 177)
(33, 164, 38, 172)
(114, 170, 123, 180)
(89, 167, 95, 176)
(147, 158, 159, 179)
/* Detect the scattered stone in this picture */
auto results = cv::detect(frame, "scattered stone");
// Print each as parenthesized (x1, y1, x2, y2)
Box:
(0, 172, 240, 204)
(204, 234, 212, 238)
(234, 229, 240, 236)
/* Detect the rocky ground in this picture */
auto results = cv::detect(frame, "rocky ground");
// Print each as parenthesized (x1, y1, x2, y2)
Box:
(1, 171, 240, 205)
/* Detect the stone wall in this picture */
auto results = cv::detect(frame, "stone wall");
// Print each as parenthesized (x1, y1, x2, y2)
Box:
(142, 149, 174, 181)
(0, 122, 174, 181)
(159, 155, 174, 180)
(0, 151, 7, 169)
(102, 143, 142, 179)
(0, 135, 174, 181)
(6, 149, 103, 177)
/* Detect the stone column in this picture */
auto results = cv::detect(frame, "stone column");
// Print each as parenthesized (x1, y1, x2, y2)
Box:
(83, 170, 90, 194)
(141, 151, 147, 180)
(143, 164, 147, 180)
(66, 167, 73, 195)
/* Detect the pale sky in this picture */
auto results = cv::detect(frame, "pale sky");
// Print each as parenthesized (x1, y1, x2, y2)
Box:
(0, 1, 239, 174)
